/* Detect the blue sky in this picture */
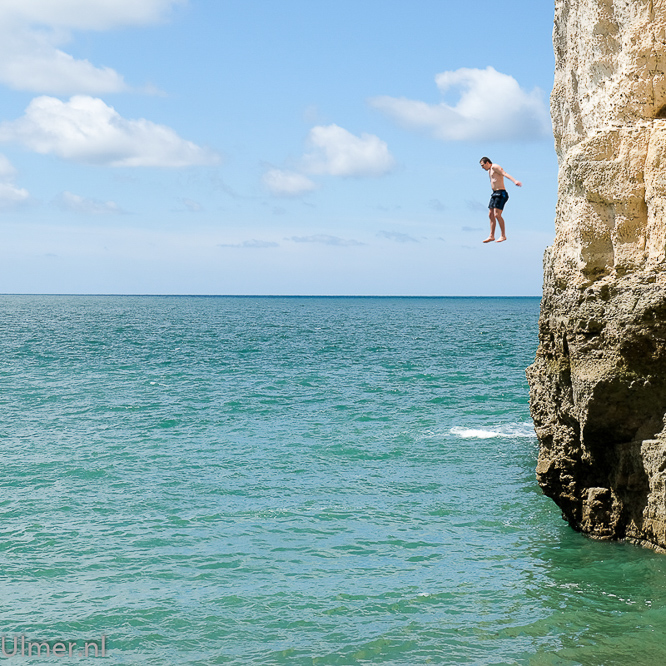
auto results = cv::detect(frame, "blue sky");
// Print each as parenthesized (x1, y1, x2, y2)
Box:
(0, 0, 557, 295)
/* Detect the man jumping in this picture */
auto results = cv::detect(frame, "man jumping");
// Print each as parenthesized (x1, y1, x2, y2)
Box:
(479, 157, 522, 243)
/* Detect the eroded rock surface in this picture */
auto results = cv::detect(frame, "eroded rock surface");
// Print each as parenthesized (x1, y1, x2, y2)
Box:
(527, 0, 666, 549)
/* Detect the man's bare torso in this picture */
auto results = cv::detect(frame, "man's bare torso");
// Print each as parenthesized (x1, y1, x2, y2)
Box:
(488, 164, 506, 191)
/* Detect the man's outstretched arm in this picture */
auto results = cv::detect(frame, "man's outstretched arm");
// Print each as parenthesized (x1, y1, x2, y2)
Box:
(498, 166, 522, 187)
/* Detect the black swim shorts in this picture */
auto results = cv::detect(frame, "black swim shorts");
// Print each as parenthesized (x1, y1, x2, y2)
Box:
(488, 189, 509, 210)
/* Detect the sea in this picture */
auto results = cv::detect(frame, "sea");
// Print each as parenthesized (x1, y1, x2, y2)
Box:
(1, 295, 666, 665)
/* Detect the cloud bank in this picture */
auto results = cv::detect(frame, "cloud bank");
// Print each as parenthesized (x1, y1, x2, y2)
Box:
(0, 0, 183, 94)
(264, 124, 394, 197)
(0, 154, 29, 207)
(370, 67, 550, 142)
(0, 0, 183, 30)
(303, 124, 394, 177)
(263, 169, 317, 197)
(0, 96, 219, 167)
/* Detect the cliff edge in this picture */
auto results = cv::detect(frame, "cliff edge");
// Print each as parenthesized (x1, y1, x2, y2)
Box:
(527, 0, 666, 549)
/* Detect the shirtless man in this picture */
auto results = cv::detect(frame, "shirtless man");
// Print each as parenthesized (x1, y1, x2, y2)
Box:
(479, 157, 522, 243)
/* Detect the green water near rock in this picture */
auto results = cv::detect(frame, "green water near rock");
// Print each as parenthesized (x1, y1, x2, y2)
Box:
(1, 295, 665, 665)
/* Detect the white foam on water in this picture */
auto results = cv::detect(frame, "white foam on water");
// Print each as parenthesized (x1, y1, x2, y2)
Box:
(449, 423, 536, 440)
(450, 428, 500, 439)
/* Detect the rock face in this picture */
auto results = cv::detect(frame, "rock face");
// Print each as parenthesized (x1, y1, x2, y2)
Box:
(527, 0, 666, 549)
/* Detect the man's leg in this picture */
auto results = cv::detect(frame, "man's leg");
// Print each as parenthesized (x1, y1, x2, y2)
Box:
(483, 209, 496, 243)
(494, 208, 507, 242)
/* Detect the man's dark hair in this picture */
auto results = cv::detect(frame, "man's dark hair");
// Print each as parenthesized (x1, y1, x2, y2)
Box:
(480, 157, 492, 165)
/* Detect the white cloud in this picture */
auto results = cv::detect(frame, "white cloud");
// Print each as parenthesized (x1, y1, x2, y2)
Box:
(264, 124, 394, 197)
(0, 34, 127, 95)
(56, 191, 123, 214)
(0, 1, 183, 94)
(0, 95, 219, 167)
(303, 124, 394, 177)
(0, 183, 29, 208)
(0, 0, 184, 30)
(370, 67, 550, 142)
(0, 153, 29, 208)
(0, 155, 17, 180)
(263, 168, 317, 197)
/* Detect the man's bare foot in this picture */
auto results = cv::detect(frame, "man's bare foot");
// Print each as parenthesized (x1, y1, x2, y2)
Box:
(496, 236, 507, 243)
(482, 237, 495, 243)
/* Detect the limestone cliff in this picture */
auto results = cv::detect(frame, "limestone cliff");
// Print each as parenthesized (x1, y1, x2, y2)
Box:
(527, 0, 666, 549)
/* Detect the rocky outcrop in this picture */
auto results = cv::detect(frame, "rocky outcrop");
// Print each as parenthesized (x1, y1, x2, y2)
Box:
(527, 0, 666, 549)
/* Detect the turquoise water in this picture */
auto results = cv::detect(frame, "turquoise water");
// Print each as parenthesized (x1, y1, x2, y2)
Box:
(1, 295, 666, 665)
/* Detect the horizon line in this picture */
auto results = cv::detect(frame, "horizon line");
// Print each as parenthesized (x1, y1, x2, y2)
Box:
(0, 293, 542, 298)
